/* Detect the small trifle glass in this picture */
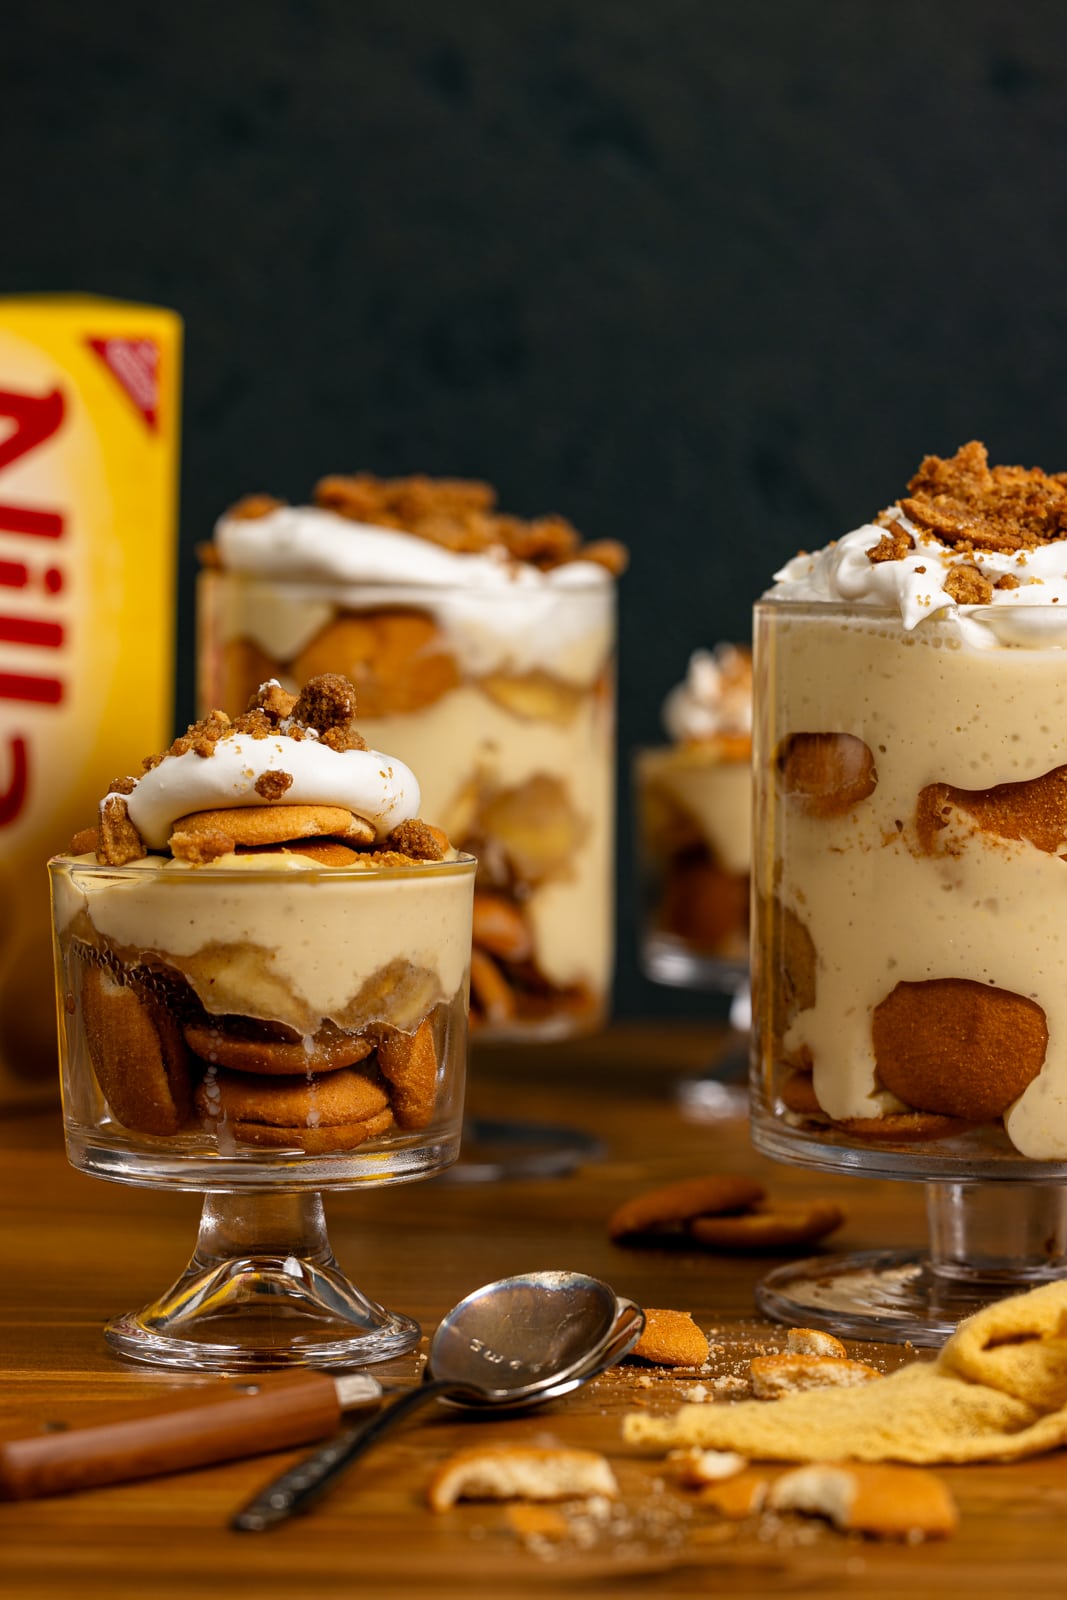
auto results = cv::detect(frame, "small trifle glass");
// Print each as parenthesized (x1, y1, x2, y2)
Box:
(49, 676, 475, 1369)
(198, 476, 623, 1043)
(751, 443, 1067, 1342)
(635, 646, 752, 1118)
(636, 645, 752, 991)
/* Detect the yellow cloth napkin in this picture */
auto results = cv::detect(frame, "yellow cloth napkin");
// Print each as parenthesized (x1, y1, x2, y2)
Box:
(623, 1280, 1067, 1464)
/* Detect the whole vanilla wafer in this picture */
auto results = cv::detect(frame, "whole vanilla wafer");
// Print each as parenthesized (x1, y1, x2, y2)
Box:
(608, 1175, 765, 1241)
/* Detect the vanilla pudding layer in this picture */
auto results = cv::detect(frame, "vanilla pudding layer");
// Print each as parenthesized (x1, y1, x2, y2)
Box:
(53, 855, 475, 1035)
(757, 603, 1067, 1161)
(361, 686, 613, 994)
(638, 748, 752, 876)
(200, 570, 615, 687)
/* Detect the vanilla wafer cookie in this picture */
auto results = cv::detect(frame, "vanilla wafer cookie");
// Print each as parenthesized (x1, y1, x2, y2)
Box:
(81, 963, 193, 1136)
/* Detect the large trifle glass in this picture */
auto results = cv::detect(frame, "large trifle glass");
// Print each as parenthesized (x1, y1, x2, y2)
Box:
(751, 442, 1067, 1341)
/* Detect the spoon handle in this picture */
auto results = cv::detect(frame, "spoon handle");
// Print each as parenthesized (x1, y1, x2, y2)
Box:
(231, 1380, 451, 1532)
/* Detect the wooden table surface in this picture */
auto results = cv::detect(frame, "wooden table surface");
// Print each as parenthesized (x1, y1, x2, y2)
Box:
(1, 1023, 1063, 1599)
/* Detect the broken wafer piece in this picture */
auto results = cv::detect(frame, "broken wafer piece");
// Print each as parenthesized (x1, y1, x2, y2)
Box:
(786, 1328, 847, 1358)
(698, 1470, 771, 1519)
(427, 1445, 618, 1512)
(608, 1175, 766, 1241)
(750, 1353, 881, 1398)
(669, 1448, 748, 1487)
(629, 1308, 709, 1368)
(768, 1462, 958, 1539)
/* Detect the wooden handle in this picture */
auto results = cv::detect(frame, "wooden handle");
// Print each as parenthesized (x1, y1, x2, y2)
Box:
(0, 1372, 346, 1500)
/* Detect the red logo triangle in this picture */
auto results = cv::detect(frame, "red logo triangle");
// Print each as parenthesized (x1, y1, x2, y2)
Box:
(86, 337, 161, 431)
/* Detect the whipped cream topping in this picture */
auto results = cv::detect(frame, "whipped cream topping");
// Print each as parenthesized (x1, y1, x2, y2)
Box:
(769, 509, 1067, 648)
(212, 506, 615, 682)
(662, 645, 752, 743)
(215, 505, 611, 593)
(121, 732, 420, 849)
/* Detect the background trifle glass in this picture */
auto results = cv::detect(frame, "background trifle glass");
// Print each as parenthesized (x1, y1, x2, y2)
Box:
(635, 645, 752, 1118)
(49, 679, 475, 1369)
(751, 442, 1067, 1344)
(198, 479, 622, 1043)
(199, 477, 622, 1178)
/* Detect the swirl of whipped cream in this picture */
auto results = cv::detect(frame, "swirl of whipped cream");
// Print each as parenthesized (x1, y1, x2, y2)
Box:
(768, 509, 1067, 647)
(662, 645, 752, 743)
(215, 506, 610, 593)
(212, 506, 615, 681)
(122, 732, 420, 849)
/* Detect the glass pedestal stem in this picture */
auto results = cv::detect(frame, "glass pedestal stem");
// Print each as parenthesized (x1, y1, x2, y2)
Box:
(926, 1181, 1067, 1285)
(193, 1191, 333, 1269)
(104, 1189, 421, 1371)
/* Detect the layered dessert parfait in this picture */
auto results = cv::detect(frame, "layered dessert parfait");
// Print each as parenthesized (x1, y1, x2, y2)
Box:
(753, 441, 1067, 1166)
(49, 674, 475, 1183)
(197, 474, 624, 1038)
(636, 644, 752, 985)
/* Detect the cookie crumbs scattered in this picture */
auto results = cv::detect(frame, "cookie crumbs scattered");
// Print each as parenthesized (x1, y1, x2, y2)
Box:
(875, 440, 1067, 558)
(254, 770, 293, 800)
(82, 674, 449, 868)
(218, 471, 623, 574)
(386, 819, 448, 861)
(867, 527, 915, 565)
(98, 793, 145, 865)
(943, 565, 994, 605)
(170, 826, 237, 865)
(293, 672, 359, 732)
(227, 493, 285, 521)
(319, 724, 369, 752)
(249, 680, 297, 720)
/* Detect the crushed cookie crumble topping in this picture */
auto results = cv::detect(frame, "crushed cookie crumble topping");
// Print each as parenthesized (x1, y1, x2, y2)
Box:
(218, 471, 628, 576)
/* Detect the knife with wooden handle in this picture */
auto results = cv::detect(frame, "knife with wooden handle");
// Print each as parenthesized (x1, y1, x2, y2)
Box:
(0, 1371, 382, 1500)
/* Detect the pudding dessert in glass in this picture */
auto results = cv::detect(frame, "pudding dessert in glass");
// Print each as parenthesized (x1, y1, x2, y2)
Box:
(634, 645, 752, 1119)
(49, 674, 475, 1368)
(198, 475, 624, 1041)
(636, 644, 752, 989)
(752, 441, 1067, 1341)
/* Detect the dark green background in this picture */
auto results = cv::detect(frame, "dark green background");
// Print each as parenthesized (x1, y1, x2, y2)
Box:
(6, 2, 1067, 1017)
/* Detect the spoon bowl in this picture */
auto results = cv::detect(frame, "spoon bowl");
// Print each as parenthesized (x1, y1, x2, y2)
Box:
(427, 1269, 626, 1404)
(232, 1270, 644, 1531)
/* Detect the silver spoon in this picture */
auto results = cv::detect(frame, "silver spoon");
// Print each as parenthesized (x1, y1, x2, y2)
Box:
(231, 1271, 644, 1532)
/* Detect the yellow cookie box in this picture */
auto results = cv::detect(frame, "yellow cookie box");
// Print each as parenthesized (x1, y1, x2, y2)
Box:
(0, 296, 182, 1103)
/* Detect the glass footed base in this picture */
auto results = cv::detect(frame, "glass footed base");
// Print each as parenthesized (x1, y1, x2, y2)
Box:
(755, 1248, 1027, 1347)
(756, 1182, 1067, 1346)
(105, 1192, 420, 1371)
